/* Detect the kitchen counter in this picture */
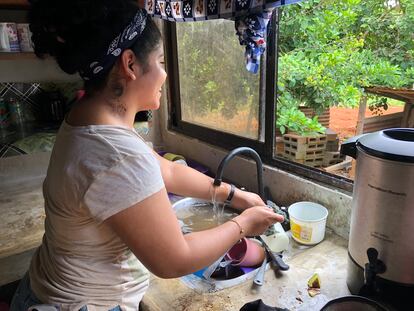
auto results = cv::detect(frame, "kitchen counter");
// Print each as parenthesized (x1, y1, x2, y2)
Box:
(0, 176, 45, 285)
(141, 231, 350, 311)
(0, 178, 45, 260)
(0, 170, 351, 309)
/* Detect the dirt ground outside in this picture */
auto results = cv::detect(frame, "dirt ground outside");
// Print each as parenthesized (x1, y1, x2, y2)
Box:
(187, 105, 405, 180)
(329, 105, 404, 142)
(323, 105, 404, 179)
(189, 105, 405, 142)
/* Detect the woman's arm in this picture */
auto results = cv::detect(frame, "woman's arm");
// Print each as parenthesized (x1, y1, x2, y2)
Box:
(105, 188, 282, 278)
(155, 152, 265, 210)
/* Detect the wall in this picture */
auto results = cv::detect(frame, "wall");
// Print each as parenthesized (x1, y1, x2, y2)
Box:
(0, 9, 79, 83)
(156, 88, 353, 240)
(0, 151, 50, 187)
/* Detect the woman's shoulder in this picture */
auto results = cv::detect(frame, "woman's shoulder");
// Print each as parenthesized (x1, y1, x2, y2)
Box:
(94, 126, 153, 158)
(60, 121, 152, 158)
(49, 122, 156, 183)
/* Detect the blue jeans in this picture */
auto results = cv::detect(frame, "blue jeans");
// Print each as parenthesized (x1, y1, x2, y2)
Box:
(9, 273, 42, 311)
(10, 273, 121, 311)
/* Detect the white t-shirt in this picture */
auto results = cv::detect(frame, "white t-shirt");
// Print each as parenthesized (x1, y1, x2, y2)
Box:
(29, 121, 165, 311)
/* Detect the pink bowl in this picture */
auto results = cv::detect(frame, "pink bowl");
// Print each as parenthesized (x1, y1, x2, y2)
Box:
(225, 238, 265, 267)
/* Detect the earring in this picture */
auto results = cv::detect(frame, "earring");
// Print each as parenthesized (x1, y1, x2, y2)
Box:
(131, 73, 136, 81)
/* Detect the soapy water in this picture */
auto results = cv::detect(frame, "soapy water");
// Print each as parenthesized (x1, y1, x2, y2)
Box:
(176, 203, 238, 234)
(175, 199, 238, 234)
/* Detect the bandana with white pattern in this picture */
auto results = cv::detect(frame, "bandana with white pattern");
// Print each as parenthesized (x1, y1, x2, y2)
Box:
(79, 9, 147, 81)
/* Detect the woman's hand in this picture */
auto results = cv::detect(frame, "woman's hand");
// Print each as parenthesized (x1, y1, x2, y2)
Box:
(230, 188, 265, 211)
(234, 205, 284, 237)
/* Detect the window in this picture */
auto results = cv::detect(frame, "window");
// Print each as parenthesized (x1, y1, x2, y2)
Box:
(165, 18, 272, 154)
(274, 0, 412, 188)
(176, 20, 261, 140)
(165, 10, 355, 192)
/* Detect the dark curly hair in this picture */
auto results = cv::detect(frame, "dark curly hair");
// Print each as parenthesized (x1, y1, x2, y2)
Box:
(28, 0, 162, 93)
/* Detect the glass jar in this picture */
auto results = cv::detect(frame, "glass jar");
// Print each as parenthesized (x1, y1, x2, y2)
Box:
(7, 97, 25, 126)
(0, 97, 11, 137)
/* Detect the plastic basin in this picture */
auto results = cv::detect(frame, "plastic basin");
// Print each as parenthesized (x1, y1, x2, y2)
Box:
(288, 201, 328, 245)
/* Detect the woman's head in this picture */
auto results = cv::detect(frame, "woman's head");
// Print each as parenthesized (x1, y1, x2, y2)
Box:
(28, 0, 163, 100)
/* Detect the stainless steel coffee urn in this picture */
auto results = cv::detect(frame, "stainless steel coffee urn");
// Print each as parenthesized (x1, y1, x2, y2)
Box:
(341, 128, 414, 310)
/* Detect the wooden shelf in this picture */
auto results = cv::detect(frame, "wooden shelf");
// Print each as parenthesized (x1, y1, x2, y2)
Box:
(0, 0, 29, 9)
(0, 53, 80, 82)
(0, 52, 36, 60)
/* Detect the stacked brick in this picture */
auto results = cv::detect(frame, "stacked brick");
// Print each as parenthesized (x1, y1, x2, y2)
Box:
(283, 134, 327, 167)
(322, 129, 345, 167)
(322, 151, 346, 167)
(325, 128, 340, 152)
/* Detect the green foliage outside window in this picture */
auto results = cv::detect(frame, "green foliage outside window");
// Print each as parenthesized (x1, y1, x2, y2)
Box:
(175, 1, 413, 138)
(177, 21, 259, 121)
(277, 106, 326, 135)
(278, 0, 414, 112)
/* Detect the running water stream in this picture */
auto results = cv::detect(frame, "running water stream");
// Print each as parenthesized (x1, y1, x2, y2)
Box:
(174, 186, 238, 234)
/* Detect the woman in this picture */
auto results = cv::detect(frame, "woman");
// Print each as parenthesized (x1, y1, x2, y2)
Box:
(11, 0, 283, 310)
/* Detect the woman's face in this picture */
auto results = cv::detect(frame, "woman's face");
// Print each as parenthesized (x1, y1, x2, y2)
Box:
(134, 45, 167, 111)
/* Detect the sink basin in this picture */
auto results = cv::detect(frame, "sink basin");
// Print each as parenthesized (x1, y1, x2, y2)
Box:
(172, 197, 238, 234)
(172, 197, 269, 292)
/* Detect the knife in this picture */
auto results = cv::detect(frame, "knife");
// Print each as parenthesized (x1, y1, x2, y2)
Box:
(258, 236, 289, 271)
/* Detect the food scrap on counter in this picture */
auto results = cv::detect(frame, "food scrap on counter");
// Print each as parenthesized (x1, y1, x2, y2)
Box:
(307, 273, 321, 297)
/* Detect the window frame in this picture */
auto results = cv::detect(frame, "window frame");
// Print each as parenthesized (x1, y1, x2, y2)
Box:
(164, 11, 354, 193)
(163, 18, 267, 153)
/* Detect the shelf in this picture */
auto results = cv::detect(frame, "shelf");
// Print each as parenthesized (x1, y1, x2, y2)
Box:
(0, 0, 29, 9)
(0, 52, 36, 60)
(0, 53, 80, 83)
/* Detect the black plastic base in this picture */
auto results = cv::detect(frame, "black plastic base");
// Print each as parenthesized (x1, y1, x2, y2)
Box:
(347, 253, 414, 311)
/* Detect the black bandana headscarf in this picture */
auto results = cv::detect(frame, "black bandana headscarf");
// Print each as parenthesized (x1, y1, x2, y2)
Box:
(79, 9, 147, 81)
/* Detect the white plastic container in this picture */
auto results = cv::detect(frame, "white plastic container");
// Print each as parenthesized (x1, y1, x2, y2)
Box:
(288, 201, 329, 245)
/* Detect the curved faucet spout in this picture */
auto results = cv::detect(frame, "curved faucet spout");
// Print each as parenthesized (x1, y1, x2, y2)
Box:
(213, 147, 264, 200)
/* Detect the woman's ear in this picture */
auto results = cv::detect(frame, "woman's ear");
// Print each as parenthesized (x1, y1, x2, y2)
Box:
(120, 49, 137, 81)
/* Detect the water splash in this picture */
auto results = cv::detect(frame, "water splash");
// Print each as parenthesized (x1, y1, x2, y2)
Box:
(211, 185, 227, 224)
(211, 185, 219, 223)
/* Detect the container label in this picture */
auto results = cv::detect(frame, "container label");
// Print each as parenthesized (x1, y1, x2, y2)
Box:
(291, 222, 313, 242)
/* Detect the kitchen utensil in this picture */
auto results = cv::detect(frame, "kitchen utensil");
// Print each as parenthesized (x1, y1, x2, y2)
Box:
(288, 201, 328, 245)
(219, 259, 233, 268)
(202, 253, 227, 281)
(253, 256, 268, 286)
(265, 247, 289, 271)
(320, 296, 388, 311)
(259, 222, 289, 271)
(258, 236, 289, 271)
(341, 128, 414, 308)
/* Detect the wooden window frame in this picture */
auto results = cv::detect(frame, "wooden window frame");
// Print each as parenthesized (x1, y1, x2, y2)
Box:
(164, 11, 353, 193)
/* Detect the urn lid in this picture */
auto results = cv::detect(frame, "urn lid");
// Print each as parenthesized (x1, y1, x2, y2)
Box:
(341, 128, 414, 163)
